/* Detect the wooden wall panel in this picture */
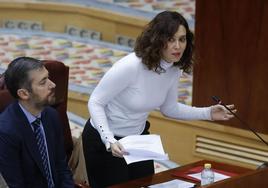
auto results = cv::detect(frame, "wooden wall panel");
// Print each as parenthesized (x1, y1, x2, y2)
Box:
(193, 0, 268, 134)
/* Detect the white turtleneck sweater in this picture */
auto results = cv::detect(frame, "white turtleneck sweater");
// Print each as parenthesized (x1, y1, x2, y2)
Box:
(89, 52, 211, 149)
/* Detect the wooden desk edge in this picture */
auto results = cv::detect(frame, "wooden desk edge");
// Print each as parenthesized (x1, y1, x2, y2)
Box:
(109, 160, 253, 188)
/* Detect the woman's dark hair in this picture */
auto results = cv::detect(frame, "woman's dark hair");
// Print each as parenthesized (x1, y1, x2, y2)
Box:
(134, 11, 194, 73)
(4, 57, 43, 98)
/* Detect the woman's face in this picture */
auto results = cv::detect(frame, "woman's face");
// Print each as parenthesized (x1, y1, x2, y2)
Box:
(162, 25, 187, 63)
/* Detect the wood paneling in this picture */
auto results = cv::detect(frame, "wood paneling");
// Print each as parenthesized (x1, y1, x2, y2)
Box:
(193, 0, 268, 134)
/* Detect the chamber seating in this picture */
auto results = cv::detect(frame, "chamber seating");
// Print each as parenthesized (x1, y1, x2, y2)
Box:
(0, 60, 73, 160)
(0, 60, 90, 188)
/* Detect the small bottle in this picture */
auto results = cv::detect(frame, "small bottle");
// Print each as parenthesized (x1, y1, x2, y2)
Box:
(201, 163, 215, 186)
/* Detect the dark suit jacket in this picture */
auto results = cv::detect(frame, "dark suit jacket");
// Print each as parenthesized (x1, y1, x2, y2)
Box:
(0, 101, 74, 188)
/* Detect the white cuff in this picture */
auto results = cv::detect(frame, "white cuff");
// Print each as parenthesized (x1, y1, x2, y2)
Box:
(105, 137, 117, 151)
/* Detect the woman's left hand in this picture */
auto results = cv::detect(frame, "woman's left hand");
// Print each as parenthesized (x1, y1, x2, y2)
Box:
(211, 104, 236, 121)
(111, 142, 128, 158)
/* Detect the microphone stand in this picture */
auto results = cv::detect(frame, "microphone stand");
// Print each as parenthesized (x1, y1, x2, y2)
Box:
(211, 96, 268, 169)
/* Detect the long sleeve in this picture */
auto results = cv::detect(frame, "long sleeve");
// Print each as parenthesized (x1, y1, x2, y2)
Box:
(160, 74, 212, 120)
(0, 129, 25, 187)
(88, 57, 137, 149)
(88, 53, 211, 149)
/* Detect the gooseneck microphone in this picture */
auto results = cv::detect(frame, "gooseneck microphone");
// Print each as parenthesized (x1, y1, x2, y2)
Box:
(211, 96, 268, 147)
(211, 96, 268, 169)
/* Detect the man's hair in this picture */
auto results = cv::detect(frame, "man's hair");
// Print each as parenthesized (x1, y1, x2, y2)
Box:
(4, 57, 44, 98)
(134, 11, 194, 73)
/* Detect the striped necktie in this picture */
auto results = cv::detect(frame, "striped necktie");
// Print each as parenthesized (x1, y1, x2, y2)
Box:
(32, 118, 54, 188)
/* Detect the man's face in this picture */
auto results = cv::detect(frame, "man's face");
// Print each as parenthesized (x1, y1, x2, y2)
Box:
(28, 66, 56, 109)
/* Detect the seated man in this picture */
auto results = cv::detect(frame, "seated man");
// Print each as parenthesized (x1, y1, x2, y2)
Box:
(0, 57, 74, 187)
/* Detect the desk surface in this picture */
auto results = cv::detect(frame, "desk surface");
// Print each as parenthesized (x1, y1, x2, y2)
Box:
(109, 160, 253, 188)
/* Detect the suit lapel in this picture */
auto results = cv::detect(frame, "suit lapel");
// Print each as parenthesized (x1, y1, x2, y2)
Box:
(13, 103, 47, 178)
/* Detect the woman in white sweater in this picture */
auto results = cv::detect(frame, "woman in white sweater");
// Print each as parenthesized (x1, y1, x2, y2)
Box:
(82, 11, 235, 188)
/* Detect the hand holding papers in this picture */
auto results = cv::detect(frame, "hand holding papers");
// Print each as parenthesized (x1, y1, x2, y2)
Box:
(118, 134, 169, 164)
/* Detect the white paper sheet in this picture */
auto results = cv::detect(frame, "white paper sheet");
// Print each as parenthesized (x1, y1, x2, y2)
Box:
(188, 172, 230, 182)
(118, 134, 169, 164)
(148, 179, 195, 188)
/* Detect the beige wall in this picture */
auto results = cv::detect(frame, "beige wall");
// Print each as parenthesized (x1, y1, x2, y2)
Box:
(0, 1, 148, 43)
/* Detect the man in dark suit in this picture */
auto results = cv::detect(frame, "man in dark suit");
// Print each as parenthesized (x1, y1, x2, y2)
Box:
(0, 57, 74, 187)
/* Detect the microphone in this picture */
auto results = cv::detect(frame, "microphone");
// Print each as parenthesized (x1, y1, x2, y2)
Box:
(211, 96, 268, 169)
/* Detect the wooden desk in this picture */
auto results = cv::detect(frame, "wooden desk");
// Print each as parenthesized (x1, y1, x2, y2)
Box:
(109, 160, 253, 188)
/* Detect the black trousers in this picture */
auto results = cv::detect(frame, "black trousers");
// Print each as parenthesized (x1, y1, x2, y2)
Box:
(82, 120, 154, 188)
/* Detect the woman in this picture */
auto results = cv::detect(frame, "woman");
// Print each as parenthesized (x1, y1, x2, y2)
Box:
(82, 11, 235, 187)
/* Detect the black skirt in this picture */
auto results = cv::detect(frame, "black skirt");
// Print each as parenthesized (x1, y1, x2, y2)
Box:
(82, 120, 154, 188)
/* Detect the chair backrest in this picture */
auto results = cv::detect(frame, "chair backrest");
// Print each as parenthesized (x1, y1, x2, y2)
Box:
(0, 60, 73, 160)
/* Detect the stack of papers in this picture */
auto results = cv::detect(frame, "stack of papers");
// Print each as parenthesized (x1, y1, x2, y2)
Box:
(118, 134, 169, 164)
(148, 179, 195, 188)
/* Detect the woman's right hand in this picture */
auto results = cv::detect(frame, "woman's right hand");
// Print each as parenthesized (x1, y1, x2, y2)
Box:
(110, 142, 128, 158)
